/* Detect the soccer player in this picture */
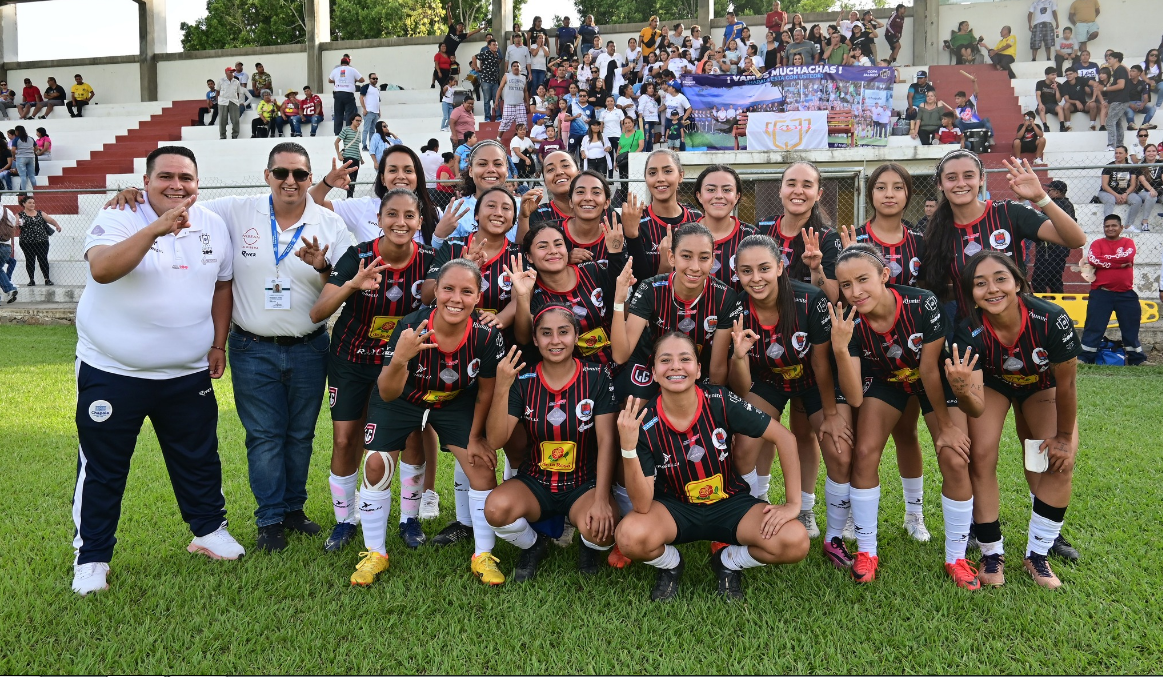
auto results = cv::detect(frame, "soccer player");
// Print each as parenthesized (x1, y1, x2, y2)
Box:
(726, 235, 855, 567)
(623, 149, 703, 280)
(949, 252, 1080, 589)
(516, 150, 579, 242)
(308, 189, 436, 552)
(352, 258, 506, 586)
(690, 165, 758, 291)
(432, 140, 519, 249)
(829, 243, 977, 589)
(559, 170, 622, 265)
(756, 161, 842, 303)
(614, 333, 810, 601)
(845, 163, 930, 542)
(483, 306, 620, 581)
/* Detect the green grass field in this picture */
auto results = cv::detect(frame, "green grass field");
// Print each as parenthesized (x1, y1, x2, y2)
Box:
(2, 324, 1161, 674)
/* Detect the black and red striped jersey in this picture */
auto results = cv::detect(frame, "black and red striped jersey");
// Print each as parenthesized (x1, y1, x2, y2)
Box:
(730, 280, 831, 393)
(384, 308, 505, 407)
(954, 295, 1079, 393)
(530, 258, 624, 363)
(632, 203, 703, 276)
(427, 233, 522, 315)
(507, 359, 617, 491)
(635, 385, 771, 505)
(626, 272, 739, 375)
(756, 215, 841, 284)
(847, 284, 947, 395)
(943, 200, 1046, 314)
(853, 222, 926, 286)
(328, 239, 435, 363)
(696, 217, 757, 291)
(529, 199, 571, 230)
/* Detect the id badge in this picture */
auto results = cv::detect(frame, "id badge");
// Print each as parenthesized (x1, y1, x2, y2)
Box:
(265, 277, 291, 310)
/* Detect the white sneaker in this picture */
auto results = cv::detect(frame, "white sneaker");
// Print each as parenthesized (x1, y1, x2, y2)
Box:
(903, 512, 932, 542)
(1106, 145, 1115, 151)
(842, 512, 856, 541)
(1034, 157, 1044, 164)
(187, 523, 245, 560)
(72, 562, 110, 596)
(1125, 224, 1142, 233)
(797, 509, 821, 539)
(419, 489, 440, 520)
(554, 522, 576, 548)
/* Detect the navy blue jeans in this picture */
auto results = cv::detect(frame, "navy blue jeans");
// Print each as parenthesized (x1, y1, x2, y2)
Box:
(1080, 287, 1144, 363)
(228, 329, 330, 527)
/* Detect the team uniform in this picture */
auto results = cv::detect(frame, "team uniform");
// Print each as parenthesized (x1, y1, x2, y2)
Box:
(427, 234, 521, 315)
(561, 217, 619, 266)
(943, 200, 1045, 316)
(528, 200, 571, 231)
(756, 216, 842, 284)
(853, 223, 925, 286)
(732, 280, 835, 415)
(634, 386, 771, 543)
(529, 256, 626, 364)
(953, 296, 1080, 402)
(697, 217, 757, 291)
(627, 204, 703, 279)
(326, 239, 435, 422)
(847, 284, 955, 415)
(364, 309, 505, 452)
(620, 273, 738, 399)
(508, 360, 617, 515)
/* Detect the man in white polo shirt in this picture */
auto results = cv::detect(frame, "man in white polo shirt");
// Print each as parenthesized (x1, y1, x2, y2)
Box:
(329, 54, 364, 136)
(72, 146, 242, 596)
(109, 142, 352, 553)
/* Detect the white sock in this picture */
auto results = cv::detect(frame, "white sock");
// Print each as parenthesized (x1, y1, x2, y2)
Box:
(756, 474, 771, 501)
(800, 491, 816, 511)
(1026, 512, 1062, 557)
(329, 471, 358, 525)
(580, 535, 611, 551)
(849, 485, 881, 556)
(824, 478, 851, 542)
(721, 544, 765, 571)
(495, 517, 538, 549)
(612, 483, 633, 517)
(358, 487, 391, 555)
(644, 544, 680, 569)
(502, 453, 518, 481)
(398, 462, 424, 523)
(467, 489, 496, 556)
(454, 461, 471, 526)
(980, 536, 1005, 556)
(742, 469, 759, 495)
(941, 494, 974, 564)
(901, 475, 924, 515)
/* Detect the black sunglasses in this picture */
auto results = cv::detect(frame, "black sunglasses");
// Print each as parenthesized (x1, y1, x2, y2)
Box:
(270, 167, 310, 182)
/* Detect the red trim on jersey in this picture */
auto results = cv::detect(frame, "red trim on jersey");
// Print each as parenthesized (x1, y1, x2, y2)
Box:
(563, 217, 604, 249)
(954, 199, 993, 230)
(748, 296, 781, 332)
(426, 308, 472, 354)
(549, 199, 571, 220)
(867, 288, 904, 338)
(372, 238, 417, 286)
(697, 216, 741, 245)
(647, 204, 692, 230)
(535, 265, 580, 295)
(657, 386, 706, 434)
(862, 220, 907, 248)
(536, 358, 583, 394)
(982, 298, 1030, 351)
(465, 232, 508, 270)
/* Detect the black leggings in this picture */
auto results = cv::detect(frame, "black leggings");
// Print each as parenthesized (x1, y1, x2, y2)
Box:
(20, 240, 49, 283)
(345, 160, 361, 198)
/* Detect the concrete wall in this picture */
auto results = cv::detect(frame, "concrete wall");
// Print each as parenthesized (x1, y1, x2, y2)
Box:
(157, 48, 308, 102)
(8, 58, 140, 104)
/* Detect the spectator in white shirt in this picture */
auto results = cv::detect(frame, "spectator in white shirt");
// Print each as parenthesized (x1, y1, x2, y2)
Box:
(217, 67, 250, 140)
(329, 55, 365, 136)
(506, 33, 532, 76)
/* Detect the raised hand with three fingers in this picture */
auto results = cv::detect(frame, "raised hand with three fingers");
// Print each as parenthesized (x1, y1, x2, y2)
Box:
(827, 301, 856, 347)
(731, 314, 759, 357)
(347, 256, 390, 291)
(504, 253, 538, 298)
(601, 215, 625, 253)
(617, 396, 649, 453)
(495, 345, 526, 388)
(389, 319, 437, 364)
(620, 191, 644, 238)
(295, 235, 331, 270)
(835, 223, 859, 249)
(801, 226, 823, 271)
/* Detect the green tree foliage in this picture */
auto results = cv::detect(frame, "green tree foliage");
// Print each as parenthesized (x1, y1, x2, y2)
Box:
(181, 0, 306, 51)
(571, 0, 836, 27)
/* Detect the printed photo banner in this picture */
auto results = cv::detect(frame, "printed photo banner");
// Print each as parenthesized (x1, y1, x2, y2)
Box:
(677, 65, 896, 151)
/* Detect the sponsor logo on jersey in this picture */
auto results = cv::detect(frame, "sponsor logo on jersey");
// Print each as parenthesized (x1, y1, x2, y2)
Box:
(653, 279, 669, 287)
(519, 372, 537, 379)
(990, 229, 1012, 250)
(1055, 313, 1072, 330)
(643, 416, 659, 431)
(539, 440, 577, 472)
(88, 400, 112, 422)
(590, 287, 604, 307)
(577, 326, 610, 355)
(328, 387, 338, 408)
(412, 280, 424, 299)
(684, 473, 725, 504)
(909, 257, 921, 276)
(711, 427, 728, 450)
(364, 423, 377, 445)
(368, 316, 402, 341)
(242, 228, 260, 248)
(576, 399, 595, 421)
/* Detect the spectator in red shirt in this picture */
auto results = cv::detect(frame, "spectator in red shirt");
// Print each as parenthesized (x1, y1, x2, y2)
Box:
(433, 43, 453, 91)
(434, 151, 459, 207)
(885, 4, 907, 63)
(299, 85, 325, 136)
(447, 95, 478, 149)
(765, 1, 788, 44)
(1080, 213, 1145, 364)
(547, 66, 571, 97)
(17, 78, 43, 120)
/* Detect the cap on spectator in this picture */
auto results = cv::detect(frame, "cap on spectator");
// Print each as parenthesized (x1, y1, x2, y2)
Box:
(225, 66, 235, 73)
(1043, 180, 1068, 194)
(532, 113, 547, 124)
(340, 56, 351, 64)
(916, 70, 927, 79)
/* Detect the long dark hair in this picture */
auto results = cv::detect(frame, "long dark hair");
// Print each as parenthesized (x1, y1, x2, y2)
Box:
(919, 149, 984, 302)
(373, 144, 437, 245)
(522, 222, 574, 259)
(959, 251, 1034, 330)
(779, 161, 832, 282)
(866, 162, 914, 215)
(14, 125, 28, 142)
(693, 164, 741, 213)
(736, 235, 797, 355)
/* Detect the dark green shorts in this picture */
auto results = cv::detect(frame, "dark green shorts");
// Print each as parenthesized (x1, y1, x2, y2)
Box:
(749, 381, 848, 417)
(515, 474, 597, 519)
(326, 355, 381, 422)
(862, 379, 957, 416)
(657, 492, 762, 545)
(364, 389, 475, 452)
(984, 375, 1049, 404)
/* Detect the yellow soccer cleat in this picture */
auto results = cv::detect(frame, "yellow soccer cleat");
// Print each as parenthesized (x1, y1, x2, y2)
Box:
(471, 552, 506, 586)
(350, 551, 389, 586)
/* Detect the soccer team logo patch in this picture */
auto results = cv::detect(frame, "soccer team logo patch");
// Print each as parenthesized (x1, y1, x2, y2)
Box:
(364, 423, 377, 446)
(328, 387, 338, 408)
(576, 399, 594, 421)
(630, 364, 653, 386)
(990, 229, 1012, 250)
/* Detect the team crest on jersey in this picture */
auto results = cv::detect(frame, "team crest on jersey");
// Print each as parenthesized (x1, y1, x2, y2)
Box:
(909, 257, 921, 276)
(364, 423, 377, 445)
(711, 427, 728, 450)
(499, 270, 513, 291)
(907, 332, 924, 353)
(631, 363, 654, 386)
(704, 316, 718, 333)
(1032, 347, 1049, 367)
(467, 358, 481, 378)
(328, 387, 338, 408)
(590, 287, 605, 307)
(990, 229, 1012, 250)
(576, 399, 595, 421)
(411, 280, 424, 299)
(862, 377, 873, 393)
(792, 331, 809, 356)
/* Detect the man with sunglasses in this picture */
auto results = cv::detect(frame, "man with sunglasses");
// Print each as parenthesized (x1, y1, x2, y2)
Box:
(0, 81, 15, 119)
(104, 142, 352, 553)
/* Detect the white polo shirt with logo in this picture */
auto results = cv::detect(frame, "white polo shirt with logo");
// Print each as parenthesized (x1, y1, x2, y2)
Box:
(330, 65, 363, 93)
(76, 201, 232, 379)
(203, 195, 351, 337)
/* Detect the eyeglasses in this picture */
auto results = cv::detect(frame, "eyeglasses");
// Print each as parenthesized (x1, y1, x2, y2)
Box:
(1139, 133, 1150, 138)
(269, 167, 310, 182)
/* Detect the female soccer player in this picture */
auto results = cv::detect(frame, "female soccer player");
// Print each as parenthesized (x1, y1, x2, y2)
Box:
(559, 170, 623, 265)
(483, 306, 620, 581)
(830, 243, 978, 589)
(614, 332, 810, 601)
(432, 139, 519, 248)
(845, 162, 930, 541)
(511, 222, 628, 364)
(621, 149, 703, 280)
(691, 164, 757, 291)
(948, 252, 1079, 589)
(309, 189, 437, 553)
(756, 161, 841, 303)
(726, 235, 856, 567)
(516, 150, 579, 240)
(355, 258, 506, 587)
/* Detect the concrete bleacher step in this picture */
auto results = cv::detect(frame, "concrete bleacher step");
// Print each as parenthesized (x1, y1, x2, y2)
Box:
(5, 285, 84, 304)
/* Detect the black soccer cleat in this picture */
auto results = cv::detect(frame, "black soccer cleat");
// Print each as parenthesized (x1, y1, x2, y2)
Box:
(431, 520, 474, 547)
(578, 541, 602, 575)
(284, 510, 322, 536)
(324, 522, 358, 552)
(710, 547, 745, 600)
(1050, 534, 1080, 562)
(649, 553, 685, 602)
(513, 533, 551, 583)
